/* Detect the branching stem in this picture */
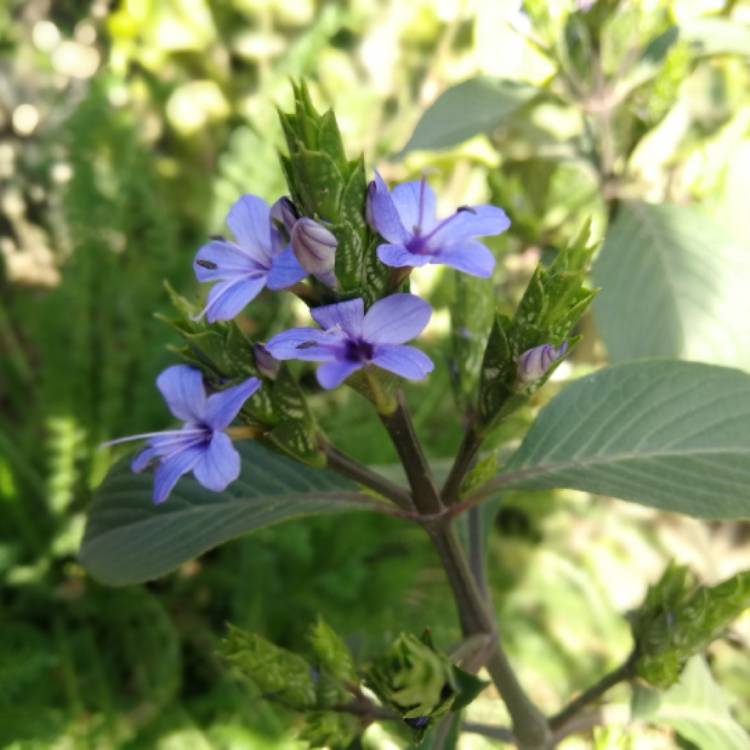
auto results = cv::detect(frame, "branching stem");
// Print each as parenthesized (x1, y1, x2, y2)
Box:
(428, 523, 551, 749)
(441, 421, 483, 505)
(549, 654, 636, 732)
(379, 390, 442, 515)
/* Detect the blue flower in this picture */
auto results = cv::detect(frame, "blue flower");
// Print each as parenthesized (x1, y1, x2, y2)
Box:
(367, 172, 510, 278)
(105, 365, 261, 503)
(194, 195, 307, 322)
(265, 294, 434, 389)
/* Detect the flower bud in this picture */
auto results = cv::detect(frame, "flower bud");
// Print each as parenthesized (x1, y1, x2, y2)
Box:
(271, 196, 299, 235)
(517, 342, 568, 384)
(291, 217, 337, 287)
(253, 343, 280, 379)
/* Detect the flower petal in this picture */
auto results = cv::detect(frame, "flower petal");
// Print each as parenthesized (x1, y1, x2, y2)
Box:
(427, 205, 510, 246)
(226, 195, 273, 262)
(199, 275, 267, 323)
(266, 328, 343, 361)
(310, 298, 365, 337)
(192, 432, 241, 492)
(371, 344, 434, 381)
(132, 446, 157, 472)
(156, 365, 207, 422)
(204, 377, 262, 430)
(391, 178, 437, 233)
(194, 240, 265, 282)
(362, 293, 432, 345)
(152, 445, 204, 504)
(266, 245, 308, 290)
(377, 243, 432, 269)
(434, 240, 496, 278)
(367, 172, 409, 244)
(316, 360, 363, 389)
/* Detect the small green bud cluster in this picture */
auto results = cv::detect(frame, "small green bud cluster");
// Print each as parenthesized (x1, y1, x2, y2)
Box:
(365, 632, 486, 737)
(477, 222, 597, 432)
(632, 563, 750, 688)
(220, 623, 486, 748)
(278, 81, 388, 301)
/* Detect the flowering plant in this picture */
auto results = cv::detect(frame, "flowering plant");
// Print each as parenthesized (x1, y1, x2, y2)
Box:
(80, 82, 750, 749)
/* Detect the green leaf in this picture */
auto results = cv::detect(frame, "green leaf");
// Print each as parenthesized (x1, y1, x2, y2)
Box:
(593, 202, 750, 370)
(491, 361, 750, 520)
(80, 442, 385, 585)
(398, 77, 539, 154)
(635, 656, 750, 750)
(613, 26, 679, 100)
(682, 18, 750, 59)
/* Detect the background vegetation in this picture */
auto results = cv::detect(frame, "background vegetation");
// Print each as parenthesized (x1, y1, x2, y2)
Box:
(2, 0, 750, 747)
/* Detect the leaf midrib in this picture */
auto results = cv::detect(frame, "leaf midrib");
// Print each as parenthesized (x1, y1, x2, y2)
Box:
(490, 444, 750, 493)
(82, 490, 383, 545)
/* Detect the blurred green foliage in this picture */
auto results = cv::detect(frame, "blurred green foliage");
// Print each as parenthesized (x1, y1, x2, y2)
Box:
(2, 0, 750, 747)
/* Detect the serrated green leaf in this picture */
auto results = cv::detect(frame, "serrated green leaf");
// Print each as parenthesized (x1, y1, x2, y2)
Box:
(80, 442, 385, 585)
(307, 618, 357, 685)
(291, 148, 344, 219)
(593, 202, 750, 370)
(220, 626, 317, 709)
(487, 361, 750, 520)
(450, 272, 494, 408)
(399, 77, 539, 154)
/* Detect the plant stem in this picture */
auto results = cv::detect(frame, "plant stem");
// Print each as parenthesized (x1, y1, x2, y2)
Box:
(428, 523, 551, 749)
(379, 389, 442, 515)
(377, 390, 548, 745)
(467, 506, 488, 595)
(462, 721, 515, 744)
(321, 440, 415, 512)
(441, 422, 482, 505)
(548, 655, 635, 732)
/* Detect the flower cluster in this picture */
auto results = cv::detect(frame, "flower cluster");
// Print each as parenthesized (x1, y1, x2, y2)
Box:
(110, 168, 528, 503)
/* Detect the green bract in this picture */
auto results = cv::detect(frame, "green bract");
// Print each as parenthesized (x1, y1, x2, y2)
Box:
(219, 625, 317, 709)
(365, 632, 486, 732)
(278, 81, 388, 302)
(632, 564, 750, 689)
(477, 223, 597, 431)
(159, 283, 324, 465)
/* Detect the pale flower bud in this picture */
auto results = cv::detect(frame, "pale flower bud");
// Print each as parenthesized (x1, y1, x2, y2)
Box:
(270, 196, 298, 235)
(517, 342, 568, 384)
(253, 343, 280, 379)
(291, 217, 337, 287)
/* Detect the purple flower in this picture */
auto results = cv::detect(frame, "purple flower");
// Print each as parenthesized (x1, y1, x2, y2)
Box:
(517, 342, 569, 384)
(290, 217, 338, 287)
(105, 365, 261, 504)
(271, 196, 299, 234)
(193, 195, 307, 322)
(366, 172, 510, 278)
(265, 294, 434, 389)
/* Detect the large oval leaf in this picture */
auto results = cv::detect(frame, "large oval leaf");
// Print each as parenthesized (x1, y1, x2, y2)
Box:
(80, 442, 386, 585)
(485, 361, 750, 519)
(398, 77, 539, 155)
(593, 201, 750, 370)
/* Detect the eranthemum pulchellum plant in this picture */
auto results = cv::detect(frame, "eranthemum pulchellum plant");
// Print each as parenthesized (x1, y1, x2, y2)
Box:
(81, 83, 750, 749)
